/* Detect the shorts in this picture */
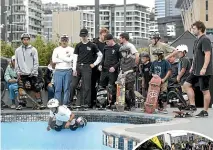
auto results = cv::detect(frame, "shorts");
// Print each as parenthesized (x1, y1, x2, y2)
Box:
(185, 73, 211, 91)
(19, 75, 41, 92)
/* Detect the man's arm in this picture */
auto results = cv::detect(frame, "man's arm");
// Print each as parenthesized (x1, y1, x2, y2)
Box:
(73, 44, 79, 72)
(100, 46, 106, 66)
(52, 48, 63, 64)
(113, 46, 121, 69)
(163, 61, 172, 81)
(164, 43, 178, 60)
(93, 44, 103, 66)
(178, 59, 188, 79)
(58, 48, 74, 63)
(129, 43, 139, 64)
(32, 48, 39, 75)
(202, 38, 212, 70)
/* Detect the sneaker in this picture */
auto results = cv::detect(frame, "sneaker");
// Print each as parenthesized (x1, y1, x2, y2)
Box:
(10, 104, 16, 109)
(185, 105, 197, 111)
(195, 110, 208, 118)
(16, 105, 22, 110)
(162, 109, 168, 114)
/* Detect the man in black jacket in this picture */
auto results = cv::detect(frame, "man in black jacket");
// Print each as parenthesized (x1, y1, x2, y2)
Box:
(98, 34, 121, 108)
(91, 28, 109, 107)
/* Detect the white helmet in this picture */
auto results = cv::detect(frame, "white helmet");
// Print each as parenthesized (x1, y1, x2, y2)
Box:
(47, 98, 59, 108)
(176, 44, 188, 53)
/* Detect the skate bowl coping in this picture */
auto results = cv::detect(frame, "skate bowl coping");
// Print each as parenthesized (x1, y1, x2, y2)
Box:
(1, 110, 172, 149)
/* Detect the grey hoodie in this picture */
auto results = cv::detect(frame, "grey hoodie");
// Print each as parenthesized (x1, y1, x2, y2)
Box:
(15, 45, 39, 76)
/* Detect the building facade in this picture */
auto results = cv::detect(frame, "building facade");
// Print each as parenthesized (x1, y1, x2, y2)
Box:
(52, 11, 94, 43)
(1, 0, 43, 43)
(43, 11, 52, 42)
(176, 0, 213, 35)
(77, 4, 150, 39)
(42, 2, 77, 12)
(155, 0, 180, 19)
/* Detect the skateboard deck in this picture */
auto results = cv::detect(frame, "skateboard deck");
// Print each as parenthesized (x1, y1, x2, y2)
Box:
(115, 76, 125, 112)
(18, 88, 46, 110)
(173, 110, 193, 118)
(145, 76, 161, 114)
(71, 105, 89, 111)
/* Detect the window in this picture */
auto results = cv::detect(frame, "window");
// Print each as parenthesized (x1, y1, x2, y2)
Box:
(206, 14, 208, 21)
(206, 0, 208, 10)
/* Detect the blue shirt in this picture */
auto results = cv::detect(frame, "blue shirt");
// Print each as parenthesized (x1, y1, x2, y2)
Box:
(150, 60, 171, 79)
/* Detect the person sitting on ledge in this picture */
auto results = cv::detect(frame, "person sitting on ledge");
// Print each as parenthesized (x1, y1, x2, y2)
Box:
(47, 98, 87, 132)
(4, 55, 18, 109)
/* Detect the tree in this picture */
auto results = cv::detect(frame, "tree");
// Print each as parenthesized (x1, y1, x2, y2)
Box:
(0, 41, 14, 58)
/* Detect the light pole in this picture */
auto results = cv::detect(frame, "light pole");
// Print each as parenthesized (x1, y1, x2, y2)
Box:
(95, 0, 100, 38)
(124, 0, 126, 32)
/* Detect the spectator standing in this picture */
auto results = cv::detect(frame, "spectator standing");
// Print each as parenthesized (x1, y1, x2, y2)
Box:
(91, 28, 109, 107)
(98, 34, 121, 108)
(71, 28, 103, 108)
(183, 21, 213, 117)
(52, 34, 74, 106)
(4, 55, 18, 109)
(168, 55, 179, 87)
(15, 33, 45, 110)
(149, 32, 178, 61)
(119, 33, 140, 65)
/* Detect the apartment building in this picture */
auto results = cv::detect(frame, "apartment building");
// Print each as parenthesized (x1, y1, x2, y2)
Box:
(176, 0, 213, 35)
(149, 21, 159, 35)
(52, 11, 94, 43)
(78, 3, 150, 39)
(1, 0, 43, 43)
(42, 2, 77, 12)
(155, 0, 180, 19)
(43, 11, 52, 42)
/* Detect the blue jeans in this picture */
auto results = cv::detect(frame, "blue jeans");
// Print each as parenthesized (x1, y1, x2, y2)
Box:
(47, 85, 54, 100)
(8, 83, 18, 101)
(54, 69, 72, 105)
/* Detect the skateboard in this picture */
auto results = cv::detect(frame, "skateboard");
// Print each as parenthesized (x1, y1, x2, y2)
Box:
(18, 89, 46, 110)
(115, 75, 126, 112)
(173, 110, 193, 118)
(134, 91, 145, 110)
(71, 105, 89, 111)
(144, 76, 161, 114)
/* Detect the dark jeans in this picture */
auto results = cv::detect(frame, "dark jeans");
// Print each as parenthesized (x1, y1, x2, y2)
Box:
(125, 81, 135, 107)
(47, 85, 54, 100)
(70, 64, 92, 106)
(100, 69, 118, 105)
(91, 66, 101, 107)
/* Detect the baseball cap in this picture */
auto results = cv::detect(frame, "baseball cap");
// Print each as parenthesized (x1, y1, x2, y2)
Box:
(104, 34, 113, 40)
(79, 29, 88, 37)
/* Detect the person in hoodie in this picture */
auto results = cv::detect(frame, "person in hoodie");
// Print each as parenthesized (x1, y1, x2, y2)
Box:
(52, 34, 74, 106)
(4, 55, 18, 109)
(44, 59, 56, 100)
(15, 33, 45, 110)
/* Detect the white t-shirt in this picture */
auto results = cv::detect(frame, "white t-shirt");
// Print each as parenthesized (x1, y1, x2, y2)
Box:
(52, 46, 74, 70)
(124, 42, 138, 56)
(49, 105, 72, 122)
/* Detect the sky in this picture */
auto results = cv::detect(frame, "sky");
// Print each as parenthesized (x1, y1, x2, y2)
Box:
(42, 0, 155, 9)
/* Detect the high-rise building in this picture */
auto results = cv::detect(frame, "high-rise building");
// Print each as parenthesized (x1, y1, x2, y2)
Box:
(42, 2, 77, 12)
(155, 0, 180, 19)
(52, 11, 94, 43)
(78, 4, 150, 39)
(1, 0, 43, 43)
(43, 11, 52, 42)
(176, 0, 213, 35)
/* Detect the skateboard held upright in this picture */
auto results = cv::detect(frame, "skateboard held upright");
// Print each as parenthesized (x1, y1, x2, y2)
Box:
(144, 76, 161, 114)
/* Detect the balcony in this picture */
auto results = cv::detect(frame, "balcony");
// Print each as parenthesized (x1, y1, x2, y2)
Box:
(28, 5, 43, 13)
(29, 12, 41, 21)
(29, 22, 42, 29)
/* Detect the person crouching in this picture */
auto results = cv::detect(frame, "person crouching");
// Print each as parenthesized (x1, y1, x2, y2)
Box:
(47, 98, 87, 132)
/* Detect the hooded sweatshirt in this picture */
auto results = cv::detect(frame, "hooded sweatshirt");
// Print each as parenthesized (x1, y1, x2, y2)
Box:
(15, 45, 39, 76)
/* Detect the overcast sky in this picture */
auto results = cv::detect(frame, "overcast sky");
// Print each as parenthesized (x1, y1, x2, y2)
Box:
(42, 0, 155, 8)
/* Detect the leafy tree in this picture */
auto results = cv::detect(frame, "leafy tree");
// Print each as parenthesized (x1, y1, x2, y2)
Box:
(0, 40, 14, 58)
